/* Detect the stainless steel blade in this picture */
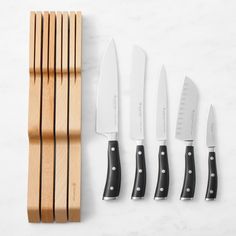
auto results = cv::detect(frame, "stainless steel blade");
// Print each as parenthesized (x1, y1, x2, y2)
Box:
(156, 66, 168, 141)
(206, 105, 216, 147)
(176, 77, 198, 141)
(96, 40, 118, 135)
(130, 46, 146, 140)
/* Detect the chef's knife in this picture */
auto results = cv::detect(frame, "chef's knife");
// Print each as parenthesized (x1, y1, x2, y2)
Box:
(130, 46, 146, 199)
(176, 77, 198, 200)
(96, 40, 121, 200)
(205, 105, 218, 200)
(154, 66, 169, 200)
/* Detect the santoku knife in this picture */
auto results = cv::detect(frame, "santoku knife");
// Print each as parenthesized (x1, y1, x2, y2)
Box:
(205, 105, 218, 200)
(176, 77, 198, 200)
(130, 46, 146, 199)
(96, 40, 121, 200)
(154, 66, 169, 200)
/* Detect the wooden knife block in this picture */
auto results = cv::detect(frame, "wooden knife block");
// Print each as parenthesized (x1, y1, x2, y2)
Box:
(27, 11, 82, 223)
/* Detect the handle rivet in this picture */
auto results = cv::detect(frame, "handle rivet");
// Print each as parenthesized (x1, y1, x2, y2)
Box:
(161, 169, 166, 173)
(211, 173, 215, 177)
(112, 166, 116, 171)
(138, 169, 143, 173)
(186, 188, 190, 192)
(188, 170, 192, 174)
(138, 151, 142, 155)
(188, 152, 192, 156)
(161, 151, 165, 155)
(111, 147, 115, 151)
(160, 188, 164, 192)
(110, 186, 114, 191)
(210, 190, 214, 194)
(136, 187, 141, 191)
(210, 156, 214, 160)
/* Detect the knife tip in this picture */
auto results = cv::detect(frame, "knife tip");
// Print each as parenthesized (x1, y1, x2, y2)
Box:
(108, 38, 115, 47)
(160, 65, 167, 81)
(184, 76, 197, 88)
(133, 45, 146, 57)
(209, 104, 214, 116)
(161, 64, 166, 71)
(185, 76, 191, 81)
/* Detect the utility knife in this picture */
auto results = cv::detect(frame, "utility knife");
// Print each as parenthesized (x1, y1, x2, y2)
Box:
(130, 46, 146, 199)
(176, 77, 198, 200)
(96, 40, 121, 200)
(154, 66, 169, 200)
(205, 105, 218, 200)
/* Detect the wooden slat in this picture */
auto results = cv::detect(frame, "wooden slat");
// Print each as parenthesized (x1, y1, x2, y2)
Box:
(49, 12, 56, 75)
(62, 12, 69, 73)
(76, 12, 82, 73)
(69, 12, 75, 73)
(29, 12, 35, 74)
(68, 11, 82, 222)
(27, 12, 42, 223)
(41, 12, 55, 222)
(54, 12, 68, 222)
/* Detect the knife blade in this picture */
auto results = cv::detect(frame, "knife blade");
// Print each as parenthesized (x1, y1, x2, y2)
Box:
(176, 77, 198, 200)
(154, 66, 169, 200)
(96, 39, 121, 200)
(205, 105, 218, 200)
(130, 46, 146, 199)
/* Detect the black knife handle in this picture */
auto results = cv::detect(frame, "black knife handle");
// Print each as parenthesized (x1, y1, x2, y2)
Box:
(103, 140, 121, 200)
(131, 145, 146, 199)
(180, 146, 196, 200)
(205, 151, 217, 200)
(154, 145, 169, 200)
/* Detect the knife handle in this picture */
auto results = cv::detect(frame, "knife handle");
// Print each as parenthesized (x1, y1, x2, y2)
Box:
(154, 145, 169, 200)
(205, 151, 217, 200)
(131, 145, 146, 199)
(103, 140, 121, 200)
(180, 146, 196, 200)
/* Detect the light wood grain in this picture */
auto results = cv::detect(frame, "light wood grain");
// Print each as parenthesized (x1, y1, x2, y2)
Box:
(68, 12, 82, 222)
(54, 12, 68, 222)
(76, 12, 82, 73)
(29, 12, 35, 74)
(41, 12, 55, 222)
(27, 12, 42, 223)
(28, 11, 82, 223)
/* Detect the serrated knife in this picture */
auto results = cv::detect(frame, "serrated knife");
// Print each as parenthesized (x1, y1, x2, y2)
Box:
(130, 46, 146, 199)
(205, 105, 218, 200)
(176, 77, 198, 200)
(154, 66, 169, 200)
(96, 40, 121, 200)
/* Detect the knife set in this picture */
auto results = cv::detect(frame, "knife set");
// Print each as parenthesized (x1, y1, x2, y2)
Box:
(97, 40, 218, 201)
(27, 11, 82, 223)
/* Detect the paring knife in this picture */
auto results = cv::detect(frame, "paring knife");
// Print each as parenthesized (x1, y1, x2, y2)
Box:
(154, 66, 169, 200)
(130, 46, 146, 199)
(96, 40, 121, 200)
(176, 77, 198, 200)
(205, 105, 218, 200)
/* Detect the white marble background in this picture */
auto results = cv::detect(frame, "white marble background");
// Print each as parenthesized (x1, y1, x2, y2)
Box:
(0, 0, 236, 235)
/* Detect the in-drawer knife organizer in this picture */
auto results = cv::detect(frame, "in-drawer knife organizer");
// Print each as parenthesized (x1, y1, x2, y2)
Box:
(27, 11, 82, 223)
